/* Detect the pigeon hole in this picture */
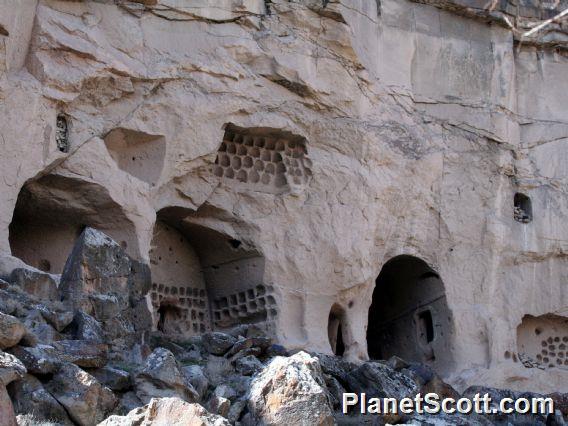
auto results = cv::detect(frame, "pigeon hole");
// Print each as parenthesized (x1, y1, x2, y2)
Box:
(212, 124, 313, 193)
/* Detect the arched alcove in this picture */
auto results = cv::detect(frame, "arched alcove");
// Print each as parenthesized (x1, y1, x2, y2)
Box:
(367, 255, 453, 370)
(9, 174, 138, 274)
(328, 304, 346, 356)
(148, 207, 277, 338)
(104, 128, 165, 186)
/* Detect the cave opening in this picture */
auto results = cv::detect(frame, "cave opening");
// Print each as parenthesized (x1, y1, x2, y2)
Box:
(367, 255, 453, 369)
(149, 207, 277, 338)
(9, 174, 137, 274)
(328, 304, 346, 356)
(514, 193, 532, 223)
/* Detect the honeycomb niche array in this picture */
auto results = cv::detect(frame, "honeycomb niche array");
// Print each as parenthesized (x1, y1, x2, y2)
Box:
(212, 124, 313, 193)
(517, 314, 568, 370)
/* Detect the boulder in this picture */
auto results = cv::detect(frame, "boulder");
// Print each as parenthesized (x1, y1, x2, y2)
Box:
(134, 348, 198, 404)
(59, 228, 132, 313)
(98, 397, 230, 426)
(422, 375, 460, 400)
(227, 398, 247, 423)
(213, 384, 237, 401)
(247, 351, 334, 426)
(38, 305, 74, 332)
(386, 355, 409, 371)
(7, 374, 72, 425)
(70, 311, 105, 343)
(0, 312, 25, 349)
(127, 260, 152, 301)
(23, 310, 62, 344)
(0, 289, 20, 316)
(202, 332, 237, 356)
(45, 363, 118, 426)
(0, 384, 17, 426)
(91, 366, 132, 392)
(235, 355, 263, 376)
(265, 344, 289, 357)
(345, 361, 419, 399)
(116, 391, 144, 416)
(182, 364, 209, 400)
(0, 351, 26, 385)
(53, 339, 108, 368)
(313, 352, 356, 385)
(226, 336, 271, 358)
(209, 395, 231, 418)
(9, 268, 58, 302)
(8, 345, 60, 375)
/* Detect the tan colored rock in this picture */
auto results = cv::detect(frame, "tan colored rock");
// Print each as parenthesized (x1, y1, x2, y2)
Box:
(98, 397, 230, 426)
(45, 363, 118, 426)
(0, 384, 17, 426)
(247, 351, 334, 425)
(134, 348, 198, 404)
(0, 0, 567, 397)
(0, 313, 25, 350)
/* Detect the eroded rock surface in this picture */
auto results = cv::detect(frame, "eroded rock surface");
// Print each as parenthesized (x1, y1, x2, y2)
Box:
(247, 351, 334, 426)
(0, 0, 567, 423)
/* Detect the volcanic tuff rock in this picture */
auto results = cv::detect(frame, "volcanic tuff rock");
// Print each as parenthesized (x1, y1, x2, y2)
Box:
(0, 0, 568, 423)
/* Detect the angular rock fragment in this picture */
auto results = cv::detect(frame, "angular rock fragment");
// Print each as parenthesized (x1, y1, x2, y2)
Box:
(69, 310, 105, 343)
(8, 374, 72, 425)
(0, 383, 17, 426)
(45, 363, 118, 426)
(8, 345, 60, 375)
(38, 305, 74, 332)
(134, 348, 198, 404)
(0, 312, 25, 349)
(345, 361, 418, 399)
(202, 332, 237, 356)
(0, 351, 26, 385)
(248, 351, 334, 425)
(9, 268, 58, 302)
(182, 364, 209, 400)
(53, 339, 108, 368)
(59, 228, 132, 313)
(209, 394, 231, 418)
(98, 397, 230, 426)
(235, 355, 263, 376)
(91, 366, 132, 392)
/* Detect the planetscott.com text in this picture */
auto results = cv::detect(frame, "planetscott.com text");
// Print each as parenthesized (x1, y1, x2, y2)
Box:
(342, 392, 554, 416)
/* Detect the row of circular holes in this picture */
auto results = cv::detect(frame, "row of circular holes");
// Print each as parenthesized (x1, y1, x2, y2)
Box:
(537, 336, 568, 367)
(217, 154, 286, 172)
(213, 166, 288, 187)
(221, 140, 306, 160)
(224, 133, 306, 151)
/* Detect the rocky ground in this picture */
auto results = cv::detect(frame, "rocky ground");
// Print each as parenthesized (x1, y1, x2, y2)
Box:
(0, 228, 566, 426)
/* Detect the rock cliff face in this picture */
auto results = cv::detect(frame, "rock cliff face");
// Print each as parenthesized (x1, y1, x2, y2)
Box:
(0, 0, 567, 399)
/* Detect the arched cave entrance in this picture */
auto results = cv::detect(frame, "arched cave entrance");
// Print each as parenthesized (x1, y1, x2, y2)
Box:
(367, 255, 453, 369)
(149, 207, 277, 338)
(9, 174, 138, 274)
(328, 304, 346, 356)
